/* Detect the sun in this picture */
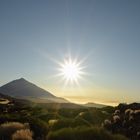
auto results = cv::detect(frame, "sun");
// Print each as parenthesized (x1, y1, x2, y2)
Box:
(61, 60, 80, 81)
(59, 58, 84, 83)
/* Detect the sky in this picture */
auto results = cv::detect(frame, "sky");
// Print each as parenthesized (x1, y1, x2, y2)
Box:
(0, 0, 140, 105)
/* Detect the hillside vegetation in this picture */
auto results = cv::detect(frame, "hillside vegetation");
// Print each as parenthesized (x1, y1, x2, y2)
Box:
(0, 94, 132, 140)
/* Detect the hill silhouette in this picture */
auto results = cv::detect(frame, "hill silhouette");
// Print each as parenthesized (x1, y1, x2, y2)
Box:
(83, 102, 107, 108)
(0, 78, 69, 103)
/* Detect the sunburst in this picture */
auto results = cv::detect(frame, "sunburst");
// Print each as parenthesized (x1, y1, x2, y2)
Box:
(58, 57, 85, 85)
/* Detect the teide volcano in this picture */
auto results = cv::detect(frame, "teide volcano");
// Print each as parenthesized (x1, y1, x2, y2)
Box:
(0, 78, 69, 103)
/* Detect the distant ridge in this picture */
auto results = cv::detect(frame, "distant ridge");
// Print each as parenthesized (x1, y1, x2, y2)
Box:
(83, 102, 107, 108)
(0, 78, 69, 103)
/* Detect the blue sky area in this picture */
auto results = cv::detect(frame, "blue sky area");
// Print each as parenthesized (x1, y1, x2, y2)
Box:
(0, 0, 140, 105)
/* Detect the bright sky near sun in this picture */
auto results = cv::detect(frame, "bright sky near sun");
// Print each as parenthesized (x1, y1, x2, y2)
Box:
(0, 0, 140, 105)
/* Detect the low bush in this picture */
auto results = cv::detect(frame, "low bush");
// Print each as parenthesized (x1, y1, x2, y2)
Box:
(47, 127, 128, 140)
(12, 129, 33, 140)
(0, 122, 29, 139)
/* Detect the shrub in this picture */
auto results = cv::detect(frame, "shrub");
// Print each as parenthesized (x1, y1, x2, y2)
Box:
(103, 108, 140, 139)
(102, 119, 112, 130)
(46, 127, 128, 140)
(114, 110, 120, 115)
(0, 122, 29, 139)
(26, 117, 48, 139)
(113, 115, 120, 123)
(12, 129, 33, 140)
(125, 109, 133, 116)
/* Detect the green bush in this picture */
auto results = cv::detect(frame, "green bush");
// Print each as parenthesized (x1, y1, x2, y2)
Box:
(47, 127, 128, 140)
(49, 118, 91, 131)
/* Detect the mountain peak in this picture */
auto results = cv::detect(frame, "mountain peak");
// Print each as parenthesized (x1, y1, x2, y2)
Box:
(19, 78, 26, 81)
(0, 78, 69, 103)
(0, 78, 54, 98)
(16, 78, 28, 82)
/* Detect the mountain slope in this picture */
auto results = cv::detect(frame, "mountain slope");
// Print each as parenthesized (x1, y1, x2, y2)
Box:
(0, 78, 69, 103)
